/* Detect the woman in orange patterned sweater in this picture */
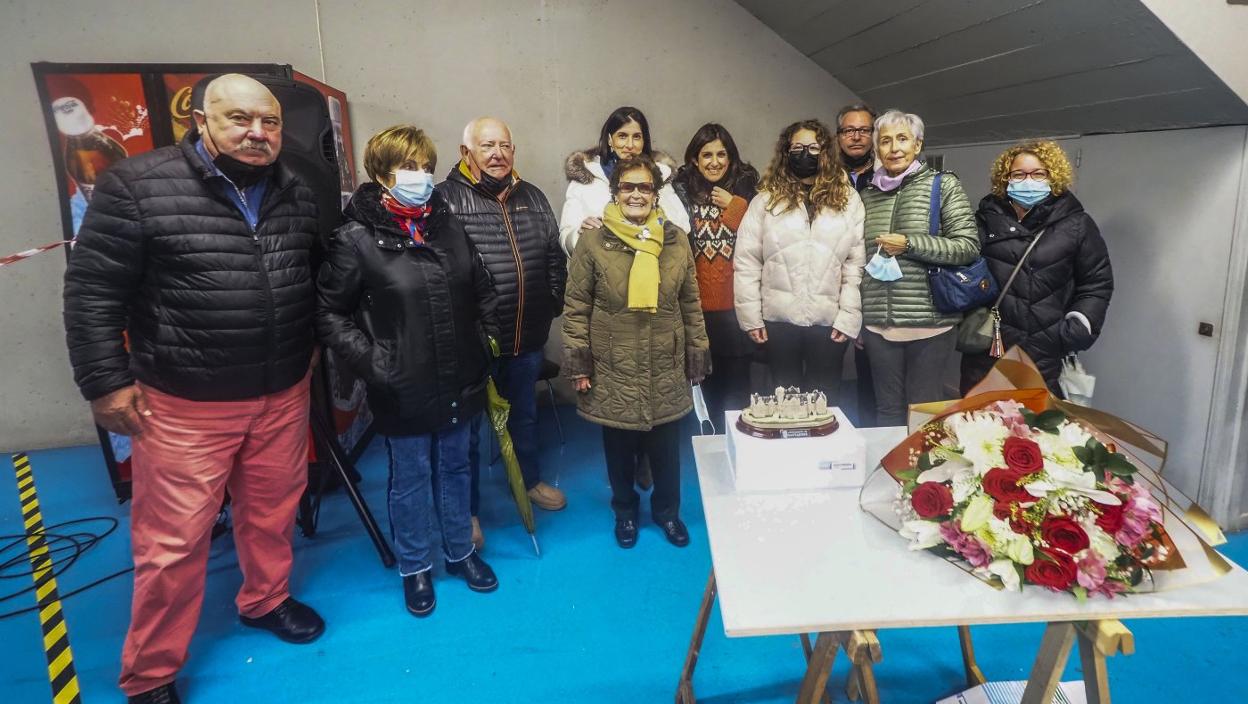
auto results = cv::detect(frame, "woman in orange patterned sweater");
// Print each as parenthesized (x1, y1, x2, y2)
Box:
(672, 124, 760, 425)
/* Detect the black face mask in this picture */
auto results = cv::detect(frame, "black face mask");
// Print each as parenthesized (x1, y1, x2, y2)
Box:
(203, 125, 273, 187)
(787, 149, 820, 179)
(478, 169, 513, 196)
(843, 150, 873, 170)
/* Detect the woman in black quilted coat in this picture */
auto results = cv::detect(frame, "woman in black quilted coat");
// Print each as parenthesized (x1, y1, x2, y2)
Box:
(960, 140, 1113, 396)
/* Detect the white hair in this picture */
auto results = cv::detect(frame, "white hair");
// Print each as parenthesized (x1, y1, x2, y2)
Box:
(874, 110, 925, 146)
(462, 117, 512, 148)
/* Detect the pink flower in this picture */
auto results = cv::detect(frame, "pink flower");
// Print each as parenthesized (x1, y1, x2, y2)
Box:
(989, 400, 1031, 437)
(1076, 550, 1107, 591)
(1115, 484, 1164, 547)
(939, 522, 993, 568)
(1089, 579, 1130, 599)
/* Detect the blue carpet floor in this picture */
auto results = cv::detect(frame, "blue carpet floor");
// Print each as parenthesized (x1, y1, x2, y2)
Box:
(2, 406, 1246, 703)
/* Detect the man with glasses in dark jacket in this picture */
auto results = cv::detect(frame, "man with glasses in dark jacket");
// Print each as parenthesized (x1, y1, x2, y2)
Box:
(836, 103, 878, 426)
(63, 74, 324, 704)
(438, 117, 568, 548)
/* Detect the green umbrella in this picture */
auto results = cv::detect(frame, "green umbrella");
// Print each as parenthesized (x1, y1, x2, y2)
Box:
(486, 378, 541, 556)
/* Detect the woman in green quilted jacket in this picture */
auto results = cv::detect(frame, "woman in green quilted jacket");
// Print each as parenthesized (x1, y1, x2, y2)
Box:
(859, 110, 980, 426)
(562, 155, 710, 550)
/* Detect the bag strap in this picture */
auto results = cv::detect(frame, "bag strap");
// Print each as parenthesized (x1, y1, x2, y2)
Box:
(992, 228, 1047, 308)
(928, 172, 943, 236)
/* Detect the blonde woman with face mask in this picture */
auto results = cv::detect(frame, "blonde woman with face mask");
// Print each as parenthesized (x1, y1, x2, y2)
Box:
(316, 125, 502, 618)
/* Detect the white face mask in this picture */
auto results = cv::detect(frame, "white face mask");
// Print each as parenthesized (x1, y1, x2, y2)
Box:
(388, 169, 434, 206)
(865, 245, 903, 281)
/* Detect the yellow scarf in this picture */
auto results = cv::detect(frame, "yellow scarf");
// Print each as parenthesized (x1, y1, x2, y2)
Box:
(603, 202, 666, 313)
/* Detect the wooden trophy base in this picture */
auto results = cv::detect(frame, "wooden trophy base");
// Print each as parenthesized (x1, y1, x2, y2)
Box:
(735, 414, 840, 439)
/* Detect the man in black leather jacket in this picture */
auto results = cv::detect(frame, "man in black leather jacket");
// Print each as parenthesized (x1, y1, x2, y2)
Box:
(62, 74, 324, 704)
(438, 117, 568, 545)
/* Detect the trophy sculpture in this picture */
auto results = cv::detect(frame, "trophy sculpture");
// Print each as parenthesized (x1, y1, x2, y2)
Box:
(736, 386, 840, 439)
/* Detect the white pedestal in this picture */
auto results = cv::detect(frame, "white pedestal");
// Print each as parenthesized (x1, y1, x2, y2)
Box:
(724, 408, 867, 492)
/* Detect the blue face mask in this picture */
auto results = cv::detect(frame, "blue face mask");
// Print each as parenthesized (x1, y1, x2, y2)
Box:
(388, 169, 434, 206)
(1006, 179, 1051, 208)
(865, 245, 903, 282)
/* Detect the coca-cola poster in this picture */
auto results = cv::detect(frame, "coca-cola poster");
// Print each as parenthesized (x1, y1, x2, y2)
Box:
(39, 72, 155, 236)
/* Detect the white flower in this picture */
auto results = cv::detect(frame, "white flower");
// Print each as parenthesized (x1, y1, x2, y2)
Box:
(1027, 468, 1121, 506)
(945, 412, 1008, 472)
(951, 472, 979, 503)
(986, 559, 1022, 591)
(901, 520, 944, 550)
(1057, 420, 1092, 448)
(1036, 431, 1082, 472)
(1086, 524, 1121, 562)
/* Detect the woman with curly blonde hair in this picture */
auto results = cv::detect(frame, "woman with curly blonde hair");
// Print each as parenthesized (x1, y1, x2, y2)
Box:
(960, 140, 1113, 395)
(734, 119, 865, 398)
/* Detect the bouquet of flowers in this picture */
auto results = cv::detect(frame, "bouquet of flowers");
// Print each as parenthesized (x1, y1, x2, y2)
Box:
(894, 399, 1173, 598)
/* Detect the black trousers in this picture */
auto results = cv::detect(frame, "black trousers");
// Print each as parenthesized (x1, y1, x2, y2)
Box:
(765, 320, 849, 404)
(862, 327, 957, 427)
(602, 420, 681, 522)
(702, 353, 751, 427)
(853, 343, 877, 427)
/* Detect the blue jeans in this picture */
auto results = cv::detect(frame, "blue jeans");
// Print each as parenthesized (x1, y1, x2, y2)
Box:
(385, 422, 475, 576)
(468, 349, 544, 514)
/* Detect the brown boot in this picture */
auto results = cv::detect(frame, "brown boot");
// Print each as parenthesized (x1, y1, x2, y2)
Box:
(526, 482, 567, 511)
(471, 516, 485, 551)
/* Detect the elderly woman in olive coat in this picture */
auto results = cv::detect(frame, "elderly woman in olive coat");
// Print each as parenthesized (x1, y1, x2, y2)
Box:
(563, 155, 710, 550)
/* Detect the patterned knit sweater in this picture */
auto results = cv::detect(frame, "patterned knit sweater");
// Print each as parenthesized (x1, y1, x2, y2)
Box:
(687, 196, 749, 311)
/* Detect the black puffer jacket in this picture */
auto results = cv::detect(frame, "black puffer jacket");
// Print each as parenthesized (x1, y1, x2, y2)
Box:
(971, 191, 1113, 391)
(315, 183, 500, 437)
(63, 134, 318, 402)
(437, 166, 565, 356)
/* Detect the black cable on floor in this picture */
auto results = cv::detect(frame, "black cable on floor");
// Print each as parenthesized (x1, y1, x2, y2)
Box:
(0, 517, 133, 621)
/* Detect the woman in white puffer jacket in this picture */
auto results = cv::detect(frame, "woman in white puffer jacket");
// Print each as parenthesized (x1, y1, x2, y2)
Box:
(559, 106, 690, 256)
(734, 119, 865, 402)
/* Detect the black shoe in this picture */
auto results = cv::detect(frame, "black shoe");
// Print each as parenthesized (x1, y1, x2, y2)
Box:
(239, 597, 325, 643)
(445, 551, 498, 593)
(403, 572, 436, 617)
(129, 682, 180, 704)
(658, 518, 690, 547)
(615, 517, 639, 549)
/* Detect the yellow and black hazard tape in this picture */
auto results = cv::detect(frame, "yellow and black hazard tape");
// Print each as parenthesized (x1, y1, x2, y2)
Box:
(11, 453, 82, 704)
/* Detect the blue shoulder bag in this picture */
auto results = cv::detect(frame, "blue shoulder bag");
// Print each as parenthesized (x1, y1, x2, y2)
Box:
(924, 173, 998, 314)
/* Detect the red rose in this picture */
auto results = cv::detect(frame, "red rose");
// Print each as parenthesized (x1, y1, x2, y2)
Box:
(1025, 549, 1078, 591)
(982, 466, 1034, 504)
(1041, 516, 1089, 555)
(910, 482, 954, 519)
(993, 501, 1013, 521)
(1010, 515, 1034, 535)
(1002, 437, 1044, 473)
(1095, 502, 1127, 534)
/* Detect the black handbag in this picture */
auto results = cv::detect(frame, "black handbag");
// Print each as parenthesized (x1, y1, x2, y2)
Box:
(956, 228, 1047, 355)
(924, 173, 1000, 314)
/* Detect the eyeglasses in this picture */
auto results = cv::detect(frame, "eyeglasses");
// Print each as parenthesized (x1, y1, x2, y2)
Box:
(617, 182, 656, 195)
(1007, 170, 1050, 183)
(788, 144, 821, 155)
(837, 127, 872, 137)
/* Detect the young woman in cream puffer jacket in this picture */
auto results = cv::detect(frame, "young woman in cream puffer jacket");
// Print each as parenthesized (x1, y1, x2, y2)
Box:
(733, 120, 866, 401)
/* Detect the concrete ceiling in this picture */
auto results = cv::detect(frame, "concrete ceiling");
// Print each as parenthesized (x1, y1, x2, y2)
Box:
(733, 0, 1248, 145)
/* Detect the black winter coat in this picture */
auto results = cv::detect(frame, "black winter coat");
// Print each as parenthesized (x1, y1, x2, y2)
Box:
(437, 167, 566, 356)
(64, 134, 318, 402)
(967, 191, 1113, 392)
(315, 184, 500, 437)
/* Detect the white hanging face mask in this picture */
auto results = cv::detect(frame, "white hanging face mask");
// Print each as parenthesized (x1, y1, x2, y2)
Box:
(865, 245, 903, 281)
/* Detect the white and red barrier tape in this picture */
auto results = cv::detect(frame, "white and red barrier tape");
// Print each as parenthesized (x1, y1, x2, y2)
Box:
(0, 241, 71, 268)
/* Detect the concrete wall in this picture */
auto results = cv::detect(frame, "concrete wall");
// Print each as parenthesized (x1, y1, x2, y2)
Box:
(0, 0, 857, 450)
(931, 127, 1248, 521)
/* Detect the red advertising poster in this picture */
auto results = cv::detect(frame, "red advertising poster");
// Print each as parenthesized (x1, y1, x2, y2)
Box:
(40, 72, 155, 237)
(163, 72, 211, 143)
